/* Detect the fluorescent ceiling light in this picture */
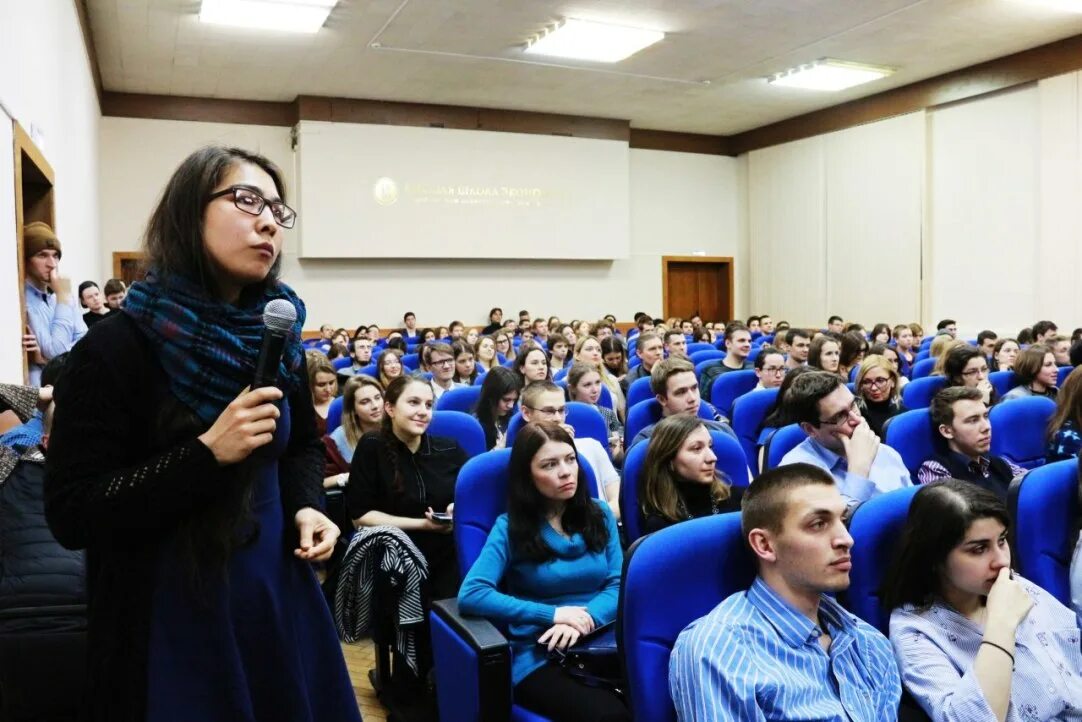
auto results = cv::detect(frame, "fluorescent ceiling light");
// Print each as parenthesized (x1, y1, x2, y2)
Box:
(199, 0, 337, 34)
(1009, 0, 1082, 12)
(768, 59, 894, 91)
(524, 18, 664, 63)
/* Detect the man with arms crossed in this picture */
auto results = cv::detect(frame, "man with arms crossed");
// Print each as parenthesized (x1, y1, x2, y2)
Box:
(669, 463, 902, 721)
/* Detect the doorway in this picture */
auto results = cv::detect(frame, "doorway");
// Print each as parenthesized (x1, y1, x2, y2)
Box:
(661, 256, 733, 324)
(112, 251, 147, 287)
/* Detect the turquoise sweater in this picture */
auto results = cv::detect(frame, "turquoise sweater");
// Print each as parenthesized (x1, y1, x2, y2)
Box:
(457, 501, 622, 685)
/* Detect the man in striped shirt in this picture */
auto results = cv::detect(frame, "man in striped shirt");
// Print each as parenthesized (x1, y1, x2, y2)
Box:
(669, 463, 902, 721)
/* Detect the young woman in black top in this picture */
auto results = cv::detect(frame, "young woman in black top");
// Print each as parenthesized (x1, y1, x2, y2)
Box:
(347, 375, 468, 599)
(944, 344, 998, 406)
(640, 415, 742, 534)
(473, 367, 522, 450)
(854, 355, 907, 439)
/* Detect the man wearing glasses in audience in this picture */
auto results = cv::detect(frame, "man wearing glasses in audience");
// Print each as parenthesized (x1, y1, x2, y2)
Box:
(426, 342, 466, 401)
(752, 346, 786, 391)
(780, 371, 911, 505)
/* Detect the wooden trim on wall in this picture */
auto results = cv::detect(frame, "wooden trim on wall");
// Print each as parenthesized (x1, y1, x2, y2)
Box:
(111, 251, 145, 279)
(730, 32, 1082, 155)
(101, 92, 297, 127)
(73, 0, 103, 109)
(661, 255, 734, 320)
(630, 129, 734, 156)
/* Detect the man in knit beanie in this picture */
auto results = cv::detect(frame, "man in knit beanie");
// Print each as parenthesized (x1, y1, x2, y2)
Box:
(23, 222, 85, 385)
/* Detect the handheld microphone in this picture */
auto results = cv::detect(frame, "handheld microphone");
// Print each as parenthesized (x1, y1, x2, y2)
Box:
(252, 299, 298, 389)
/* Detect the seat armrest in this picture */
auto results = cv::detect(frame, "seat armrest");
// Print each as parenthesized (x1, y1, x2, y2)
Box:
(429, 598, 512, 722)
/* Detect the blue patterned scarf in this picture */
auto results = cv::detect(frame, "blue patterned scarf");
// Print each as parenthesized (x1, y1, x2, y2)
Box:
(123, 272, 306, 425)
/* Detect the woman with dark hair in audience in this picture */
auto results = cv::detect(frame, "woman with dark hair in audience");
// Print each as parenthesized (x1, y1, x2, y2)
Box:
(45, 146, 357, 720)
(457, 422, 627, 722)
(513, 343, 551, 385)
(473, 367, 522, 450)
(575, 336, 627, 422)
(943, 344, 998, 406)
(307, 350, 337, 436)
(566, 362, 623, 463)
(600, 336, 628, 382)
(691, 326, 712, 344)
(640, 415, 742, 535)
(495, 330, 516, 364)
(808, 335, 843, 378)
(1017, 327, 1035, 346)
(839, 331, 870, 380)
(436, 325, 450, 340)
(1047, 366, 1082, 462)
(348, 375, 467, 599)
(991, 338, 1020, 372)
(883, 479, 1082, 721)
(1002, 345, 1059, 402)
(548, 336, 571, 376)
(420, 327, 436, 343)
(324, 375, 383, 486)
(869, 343, 909, 390)
(452, 339, 479, 385)
(854, 355, 906, 439)
(377, 347, 404, 388)
(870, 323, 892, 345)
(559, 324, 577, 346)
(474, 335, 498, 372)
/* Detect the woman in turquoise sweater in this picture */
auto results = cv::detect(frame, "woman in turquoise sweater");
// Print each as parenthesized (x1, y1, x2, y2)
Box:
(458, 421, 628, 722)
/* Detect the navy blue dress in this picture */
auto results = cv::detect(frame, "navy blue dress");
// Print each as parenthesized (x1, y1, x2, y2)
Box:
(145, 400, 362, 722)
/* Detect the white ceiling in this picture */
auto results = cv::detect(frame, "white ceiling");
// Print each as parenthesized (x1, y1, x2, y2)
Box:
(87, 0, 1082, 135)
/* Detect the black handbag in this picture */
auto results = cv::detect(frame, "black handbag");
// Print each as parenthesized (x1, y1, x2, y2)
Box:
(547, 623, 624, 697)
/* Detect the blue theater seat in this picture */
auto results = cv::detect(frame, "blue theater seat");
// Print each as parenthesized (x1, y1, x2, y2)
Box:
(626, 377, 654, 409)
(989, 395, 1056, 469)
(436, 385, 483, 413)
(909, 357, 936, 379)
(505, 402, 610, 458)
(326, 396, 343, 434)
(988, 370, 1020, 399)
(686, 342, 715, 355)
(689, 349, 726, 365)
(900, 376, 947, 410)
(730, 388, 779, 477)
(762, 424, 806, 471)
(624, 399, 714, 448)
(709, 369, 758, 419)
(883, 409, 938, 483)
(1058, 365, 1075, 387)
(1008, 457, 1080, 606)
(428, 411, 487, 459)
(401, 352, 420, 371)
(331, 356, 352, 371)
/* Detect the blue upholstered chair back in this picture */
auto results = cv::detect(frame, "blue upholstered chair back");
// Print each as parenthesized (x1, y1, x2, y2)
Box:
(989, 395, 1056, 469)
(883, 408, 938, 482)
(435, 385, 483, 413)
(709, 369, 758, 418)
(988, 370, 1020, 399)
(626, 377, 655, 408)
(428, 411, 487, 459)
(326, 396, 343, 434)
(1010, 458, 1080, 606)
(730, 388, 779, 477)
(901, 375, 947, 409)
(762, 423, 806, 471)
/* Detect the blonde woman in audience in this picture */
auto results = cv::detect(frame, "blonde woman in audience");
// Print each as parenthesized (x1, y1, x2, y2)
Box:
(474, 335, 498, 372)
(323, 375, 383, 486)
(575, 336, 627, 422)
(854, 355, 906, 439)
(808, 335, 843, 378)
(869, 343, 909, 390)
(548, 336, 571, 376)
(929, 334, 957, 361)
(377, 347, 404, 388)
(307, 352, 338, 437)
(566, 361, 623, 462)
(992, 338, 1021, 372)
(494, 330, 517, 364)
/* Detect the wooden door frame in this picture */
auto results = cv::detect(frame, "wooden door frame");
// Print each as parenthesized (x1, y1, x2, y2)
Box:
(661, 255, 734, 319)
(13, 122, 56, 382)
(112, 251, 145, 279)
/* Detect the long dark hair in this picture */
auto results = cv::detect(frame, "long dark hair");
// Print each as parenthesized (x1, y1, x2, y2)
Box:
(943, 344, 985, 388)
(379, 376, 433, 496)
(762, 366, 814, 429)
(881, 480, 1012, 612)
(143, 146, 285, 299)
(474, 367, 521, 431)
(507, 422, 608, 562)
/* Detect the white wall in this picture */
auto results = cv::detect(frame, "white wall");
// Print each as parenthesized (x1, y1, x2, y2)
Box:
(99, 116, 747, 330)
(0, 0, 101, 382)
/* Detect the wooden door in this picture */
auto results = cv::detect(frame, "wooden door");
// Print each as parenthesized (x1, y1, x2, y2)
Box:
(662, 256, 733, 323)
(112, 252, 147, 286)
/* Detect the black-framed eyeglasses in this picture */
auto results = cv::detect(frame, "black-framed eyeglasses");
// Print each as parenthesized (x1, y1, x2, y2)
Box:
(525, 405, 567, 416)
(208, 185, 297, 229)
(817, 399, 861, 427)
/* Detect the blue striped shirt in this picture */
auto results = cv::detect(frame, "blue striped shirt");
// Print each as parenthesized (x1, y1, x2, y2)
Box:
(669, 577, 901, 721)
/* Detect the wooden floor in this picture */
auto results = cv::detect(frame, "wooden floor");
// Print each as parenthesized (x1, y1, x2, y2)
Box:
(342, 640, 390, 721)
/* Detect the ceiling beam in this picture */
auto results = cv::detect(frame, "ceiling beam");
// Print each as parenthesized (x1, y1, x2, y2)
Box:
(73, 0, 103, 109)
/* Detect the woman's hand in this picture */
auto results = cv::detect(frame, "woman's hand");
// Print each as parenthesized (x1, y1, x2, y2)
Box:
(294, 507, 339, 562)
(198, 386, 283, 465)
(323, 472, 348, 489)
(422, 506, 454, 534)
(977, 379, 994, 405)
(985, 568, 1034, 631)
(553, 606, 595, 635)
(538, 623, 581, 652)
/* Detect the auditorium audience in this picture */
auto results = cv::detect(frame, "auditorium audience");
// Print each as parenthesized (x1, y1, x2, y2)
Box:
(1002, 345, 1059, 401)
(548, 335, 571, 375)
(670, 463, 902, 720)
(991, 337, 1020, 372)
(1047, 366, 1082, 462)
(566, 362, 623, 462)
(307, 351, 338, 437)
(452, 339, 479, 385)
(884, 480, 1082, 721)
(348, 375, 467, 599)
(378, 347, 405, 388)
(1032, 319, 1059, 344)
(621, 331, 663, 394)
(699, 322, 753, 398)
(78, 280, 117, 328)
(574, 336, 626, 421)
(513, 343, 551, 385)
(839, 331, 870, 380)
(481, 307, 503, 336)
(457, 421, 627, 722)
(752, 346, 786, 391)
(854, 355, 906, 439)
(943, 344, 998, 406)
(628, 358, 737, 450)
(427, 341, 467, 401)
(640, 415, 742, 534)
(977, 329, 998, 359)
(781, 371, 912, 504)
(323, 375, 383, 485)
(474, 335, 498, 372)
(895, 323, 917, 377)
(785, 328, 812, 370)
(473, 366, 521, 451)
(663, 329, 688, 359)
(519, 382, 621, 518)
(808, 335, 843, 377)
(916, 387, 1023, 499)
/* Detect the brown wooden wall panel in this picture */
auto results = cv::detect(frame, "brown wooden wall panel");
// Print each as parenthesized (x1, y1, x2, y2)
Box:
(630, 129, 733, 156)
(101, 92, 297, 127)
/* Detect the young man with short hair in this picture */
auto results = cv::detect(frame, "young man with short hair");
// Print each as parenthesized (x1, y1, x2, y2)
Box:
(338, 337, 375, 384)
(448, 321, 465, 340)
(699, 322, 754, 401)
(426, 342, 466, 401)
(746, 316, 761, 334)
(936, 319, 958, 338)
(976, 329, 998, 359)
(753, 347, 786, 390)
(680, 319, 694, 336)
(759, 315, 774, 336)
(780, 371, 911, 505)
(670, 463, 902, 720)
(785, 329, 811, 371)
(520, 381, 621, 517)
(893, 324, 916, 377)
(916, 386, 1023, 499)
(827, 316, 844, 335)
(1032, 320, 1059, 344)
(663, 329, 688, 359)
(531, 318, 548, 344)
(627, 358, 737, 450)
(402, 311, 419, 341)
(1050, 335, 1071, 367)
(635, 316, 655, 335)
(622, 331, 663, 394)
(102, 278, 127, 310)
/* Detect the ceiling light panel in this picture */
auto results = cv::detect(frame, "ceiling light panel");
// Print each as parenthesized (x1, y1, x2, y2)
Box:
(1008, 0, 1082, 12)
(768, 59, 894, 91)
(199, 0, 338, 34)
(524, 18, 664, 63)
